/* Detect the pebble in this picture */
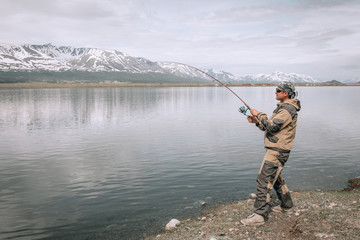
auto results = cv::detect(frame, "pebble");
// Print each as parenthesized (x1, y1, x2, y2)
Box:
(328, 202, 337, 208)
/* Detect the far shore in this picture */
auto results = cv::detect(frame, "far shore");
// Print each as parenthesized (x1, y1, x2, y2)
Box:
(1, 82, 360, 89)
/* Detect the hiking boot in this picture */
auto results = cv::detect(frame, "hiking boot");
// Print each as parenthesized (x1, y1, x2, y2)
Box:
(240, 213, 265, 226)
(272, 205, 293, 213)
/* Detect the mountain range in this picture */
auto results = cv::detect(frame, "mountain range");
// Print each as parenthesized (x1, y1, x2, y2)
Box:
(0, 43, 320, 84)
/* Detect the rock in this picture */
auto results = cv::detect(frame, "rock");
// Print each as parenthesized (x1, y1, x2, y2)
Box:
(348, 176, 360, 185)
(249, 193, 257, 199)
(315, 233, 335, 238)
(165, 219, 181, 231)
(193, 200, 207, 207)
(348, 177, 360, 188)
(343, 177, 360, 191)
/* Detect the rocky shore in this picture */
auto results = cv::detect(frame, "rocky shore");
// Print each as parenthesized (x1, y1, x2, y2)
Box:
(149, 177, 360, 240)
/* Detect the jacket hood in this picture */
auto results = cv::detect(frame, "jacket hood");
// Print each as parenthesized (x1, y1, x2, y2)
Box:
(279, 98, 301, 111)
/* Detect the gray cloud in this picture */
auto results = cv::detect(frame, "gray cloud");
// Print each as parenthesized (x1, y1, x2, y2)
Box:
(1, 0, 360, 81)
(298, 0, 357, 8)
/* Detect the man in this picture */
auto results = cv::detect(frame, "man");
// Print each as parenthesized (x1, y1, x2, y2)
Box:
(241, 81, 301, 226)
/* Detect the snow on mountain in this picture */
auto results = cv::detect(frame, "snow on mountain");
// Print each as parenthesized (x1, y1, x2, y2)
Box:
(0, 43, 66, 71)
(157, 61, 210, 79)
(0, 43, 319, 83)
(235, 71, 319, 83)
(147, 62, 319, 84)
(0, 43, 165, 73)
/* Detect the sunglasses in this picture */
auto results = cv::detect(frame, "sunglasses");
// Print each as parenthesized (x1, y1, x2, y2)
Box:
(276, 88, 283, 93)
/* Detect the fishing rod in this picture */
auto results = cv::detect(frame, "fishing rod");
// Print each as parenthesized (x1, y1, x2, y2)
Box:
(170, 62, 251, 115)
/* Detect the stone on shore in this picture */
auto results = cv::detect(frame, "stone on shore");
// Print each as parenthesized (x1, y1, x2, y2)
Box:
(248, 193, 257, 199)
(348, 176, 360, 187)
(165, 219, 181, 231)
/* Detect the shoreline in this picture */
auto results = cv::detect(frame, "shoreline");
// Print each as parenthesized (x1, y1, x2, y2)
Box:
(148, 177, 360, 240)
(1, 82, 360, 89)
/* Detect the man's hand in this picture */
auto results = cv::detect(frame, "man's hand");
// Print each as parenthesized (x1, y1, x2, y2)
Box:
(247, 115, 259, 123)
(250, 109, 260, 117)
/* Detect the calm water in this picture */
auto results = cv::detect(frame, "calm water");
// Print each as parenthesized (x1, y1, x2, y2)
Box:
(1, 86, 359, 239)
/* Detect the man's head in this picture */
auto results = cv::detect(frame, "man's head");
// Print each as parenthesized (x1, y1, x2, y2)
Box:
(276, 81, 297, 100)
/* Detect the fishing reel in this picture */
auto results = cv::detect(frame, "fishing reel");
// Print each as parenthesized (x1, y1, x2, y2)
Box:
(239, 106, 251, 115)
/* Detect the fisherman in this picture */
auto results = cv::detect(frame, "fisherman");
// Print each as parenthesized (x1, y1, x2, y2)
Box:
(241, 81, 301, 226)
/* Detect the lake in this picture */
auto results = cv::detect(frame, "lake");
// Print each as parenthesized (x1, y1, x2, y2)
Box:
(0, 86, 359, 239)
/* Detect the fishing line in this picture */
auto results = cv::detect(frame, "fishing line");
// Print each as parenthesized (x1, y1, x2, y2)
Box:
(170, 62, 251, 115)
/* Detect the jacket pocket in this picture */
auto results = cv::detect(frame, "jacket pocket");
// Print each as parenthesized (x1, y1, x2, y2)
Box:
(266, 132, 279, 143)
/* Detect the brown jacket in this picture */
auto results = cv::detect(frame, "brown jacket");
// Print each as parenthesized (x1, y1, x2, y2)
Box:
(256, 98, 301, 151)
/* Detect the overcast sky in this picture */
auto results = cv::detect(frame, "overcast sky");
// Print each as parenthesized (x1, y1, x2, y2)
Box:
(1, 0, 360, 81)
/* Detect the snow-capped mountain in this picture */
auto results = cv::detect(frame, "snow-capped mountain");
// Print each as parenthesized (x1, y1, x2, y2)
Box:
(234, 72, 319, 83)
(0, 43, 165, 73)
(0, 43, 319, 83)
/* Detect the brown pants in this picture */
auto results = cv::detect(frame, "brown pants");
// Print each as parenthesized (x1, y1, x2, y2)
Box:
(254, 149, 293, 219)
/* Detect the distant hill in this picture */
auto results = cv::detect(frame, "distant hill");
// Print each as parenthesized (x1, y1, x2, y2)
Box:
(1, 43, 320, 84)
(323, 80, 345, 85)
